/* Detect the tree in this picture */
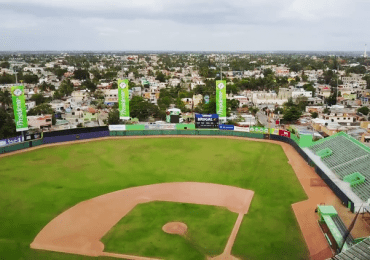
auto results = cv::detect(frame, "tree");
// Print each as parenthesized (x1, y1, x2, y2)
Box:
(248, 106, 259, 115)
(0, 107, 16, 139)
(303, 83, 316, 96)
(81, 80, 97, 92)
(326, 94, 337, 106)
(23, 74, 39, 84)
(73, 69, 89, 80)
(263, 68, 274, 77)
(283, 106, 302, 122)
(55, 68, 68, 80)
(358, 106, 370, 116)
(39, 82, 55, 91)
(296, 96, 308, 112)
(0, 73, 15, 84)
(0, 61, 10, 69)
(156, 72, 166, 83)
(311, 112, 318, 118)
(0, 89, 12, 109)
(53, 90, 63, 100)
(228, 99, 239, 110)
(59, 79, 74, 96)
(28, 103, 54, 116)
(363, 74, 370, 89)
(111, 82, 118, 89)
(108, 109, 120, 124)
(130, 96, 159, 121)
(30, 93, 46, 105)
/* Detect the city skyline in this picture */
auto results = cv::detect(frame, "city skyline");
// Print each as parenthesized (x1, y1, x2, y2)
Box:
(1, 0, 370, 52)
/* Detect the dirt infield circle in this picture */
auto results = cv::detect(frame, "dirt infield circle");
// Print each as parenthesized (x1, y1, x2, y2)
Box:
(162, 222, 188, 235)
(31, 182, 254, 259)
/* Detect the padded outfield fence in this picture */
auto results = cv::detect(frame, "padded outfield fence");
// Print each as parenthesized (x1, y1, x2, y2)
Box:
(0, 126, 357, 212)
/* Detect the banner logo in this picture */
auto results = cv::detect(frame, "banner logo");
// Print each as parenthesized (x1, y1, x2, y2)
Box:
(13, 89, 23, 96)
(217, 83, 225, 89)
(119, 82, 127, 89)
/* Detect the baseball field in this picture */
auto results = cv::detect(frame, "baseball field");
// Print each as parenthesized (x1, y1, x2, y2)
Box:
(0, 137, 309, 260)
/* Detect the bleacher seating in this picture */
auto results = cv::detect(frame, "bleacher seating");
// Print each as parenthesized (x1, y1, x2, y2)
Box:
(330, 237, 370, 260)
(331, 215, 355, 246)
(309, 133, 370, 202)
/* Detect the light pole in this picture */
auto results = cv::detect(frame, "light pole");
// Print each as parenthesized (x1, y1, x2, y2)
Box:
(13, 67, 18, 84)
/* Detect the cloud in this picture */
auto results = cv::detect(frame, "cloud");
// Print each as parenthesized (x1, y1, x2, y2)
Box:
(1, 0, 370, 51)
(279, 0, 350, 21)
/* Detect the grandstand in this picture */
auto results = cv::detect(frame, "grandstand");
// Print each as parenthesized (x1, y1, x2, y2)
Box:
(330, 237, 370, 260)
(304, 132, 370, 212)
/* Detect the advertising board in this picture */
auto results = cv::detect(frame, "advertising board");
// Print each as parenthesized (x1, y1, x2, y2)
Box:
(195, 114, 219, 129)
(0, 136, 23, 147)
(219, 124, 234, 130)
(250, 126, 269, 134)
(279, 130, 291, 138)
(11, 86, 28, 132)
(109, 125, 127, 131)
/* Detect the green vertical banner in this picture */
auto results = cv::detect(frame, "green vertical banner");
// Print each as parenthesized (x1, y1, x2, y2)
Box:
(118, 79, 130, 119)
(11, 86, 28, 132)
(216, 80, 226, 119)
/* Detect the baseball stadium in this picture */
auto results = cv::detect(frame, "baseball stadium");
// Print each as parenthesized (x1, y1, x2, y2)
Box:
(2, 126, 370, 260)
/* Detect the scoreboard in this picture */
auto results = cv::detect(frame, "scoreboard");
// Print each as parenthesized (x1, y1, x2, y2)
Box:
(195, 114, 219, 128)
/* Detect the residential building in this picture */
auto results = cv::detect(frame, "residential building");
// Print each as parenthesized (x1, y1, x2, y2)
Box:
(104, 89, 118, 104)
(27, 115, 53, 131)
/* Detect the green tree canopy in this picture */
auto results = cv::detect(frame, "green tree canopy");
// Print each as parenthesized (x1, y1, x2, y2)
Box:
(358, 106, 370, 116)
(73, 69, 89, 80)
(283, 106, 302, 123)
(0, 73, 15, 84)
(0, 107, 16, 139)
(108, 109, 120, 124)
(39, 82, 55, 91)
(81, 80, 97, 92)
(130, 96, 160, 121)
(0, 89, 12, 109)
(23, 74, 39, 84)
(0, 61, 10, 69)
(59, 79, 74, 96)
(155, 72, 166, 82)
(27, 103, 54, 116)
(30, 93, 46, 105)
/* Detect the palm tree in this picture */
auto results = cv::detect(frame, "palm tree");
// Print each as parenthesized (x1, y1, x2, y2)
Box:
(0, 89, 12, 110)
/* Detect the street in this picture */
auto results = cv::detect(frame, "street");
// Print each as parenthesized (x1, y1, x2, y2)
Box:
(256, 111, 277, 128)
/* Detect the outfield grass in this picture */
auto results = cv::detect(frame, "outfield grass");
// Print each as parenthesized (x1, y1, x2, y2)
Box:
(0, 138, 309, 260)
(102, 202, 238, 259)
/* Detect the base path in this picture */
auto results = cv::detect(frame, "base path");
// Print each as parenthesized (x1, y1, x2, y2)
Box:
(31, 182, 254, 259)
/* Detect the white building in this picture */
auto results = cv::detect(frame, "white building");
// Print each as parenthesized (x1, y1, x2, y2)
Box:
(292, 88, 312, 98)
(104, 89, 118, 104)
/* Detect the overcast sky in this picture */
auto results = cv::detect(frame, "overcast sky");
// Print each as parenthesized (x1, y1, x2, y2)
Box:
(1, 0, 369, 52)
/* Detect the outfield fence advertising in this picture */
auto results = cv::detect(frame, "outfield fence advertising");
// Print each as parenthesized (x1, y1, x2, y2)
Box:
(219, 125, 234, 130)
(0, 136, 23, 147)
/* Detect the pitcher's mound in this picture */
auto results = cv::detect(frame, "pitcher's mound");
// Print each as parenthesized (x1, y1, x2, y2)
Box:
(162, 222, 187, 235)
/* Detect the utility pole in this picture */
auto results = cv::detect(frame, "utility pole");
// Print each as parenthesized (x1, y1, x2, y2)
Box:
(337, 65, 339, 105)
